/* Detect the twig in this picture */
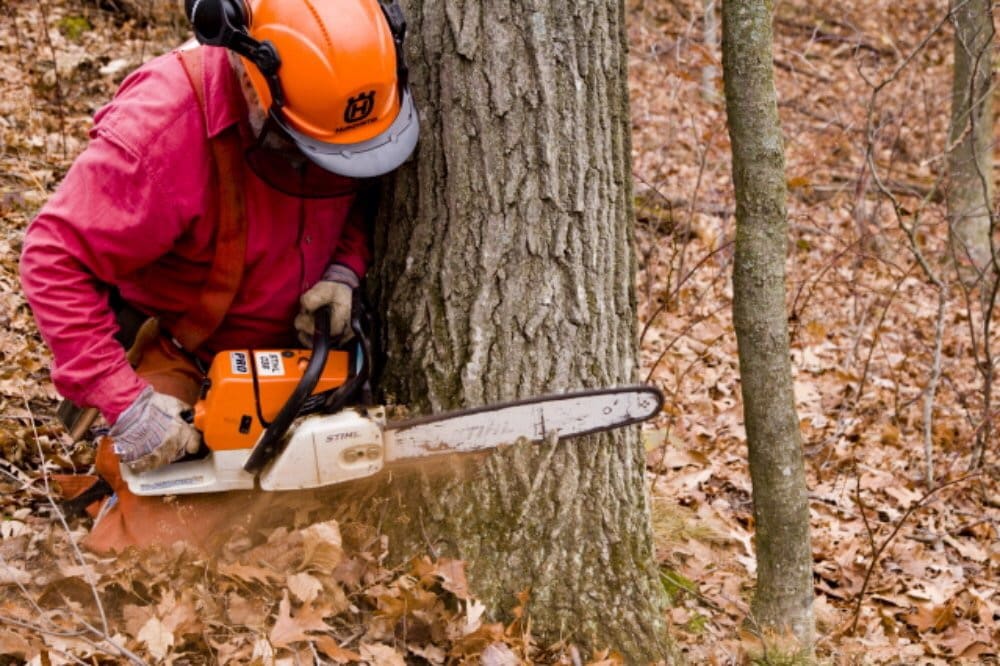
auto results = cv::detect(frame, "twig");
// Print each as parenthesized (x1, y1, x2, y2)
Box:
(7, 4, 26, 71)
(700, 0, 718, 101)
(788, 232, 886, 338)
(923, 289, 948, 484)
(35, 0, 68, 160)
(640, 240, 734, 346)
(0, 611, 144, 665)
(778, 99, 859, 134)
(19, 393, 147, 665)
(858, 4, 955, 486)
(23, 393, 110, 636)
(854, 273, 910, 418)
(649, 329, 729, 497)
(773, 16, 895, 57)
(670, 109, 716, 309)
(812, 278, 899, 464)
(644, 295, 730, 384)
(773, 58, 833, 83)
(849, 473, 978, 635)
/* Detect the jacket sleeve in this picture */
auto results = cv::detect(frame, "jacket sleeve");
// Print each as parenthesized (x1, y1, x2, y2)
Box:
(19, 130, 192, 423)
(328, 191, 372, 280)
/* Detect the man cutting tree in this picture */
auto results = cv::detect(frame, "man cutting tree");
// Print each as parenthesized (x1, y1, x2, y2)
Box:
(18, 0, 419, 551)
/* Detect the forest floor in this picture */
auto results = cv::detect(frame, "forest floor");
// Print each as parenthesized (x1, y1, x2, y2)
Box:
(2, 0, 999, 664)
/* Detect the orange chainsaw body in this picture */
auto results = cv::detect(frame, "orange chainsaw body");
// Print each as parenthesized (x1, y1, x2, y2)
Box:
(192, 349, 350, 451)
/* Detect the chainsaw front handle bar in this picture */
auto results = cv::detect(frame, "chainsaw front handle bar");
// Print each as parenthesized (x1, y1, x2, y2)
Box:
(243, 305, 332, 473)
(321, 289, 373, 412)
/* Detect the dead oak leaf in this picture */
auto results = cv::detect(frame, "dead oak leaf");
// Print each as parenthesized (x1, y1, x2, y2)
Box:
(361, 642, 406, 666)
(269, 591, 330, 648)
(315, 635, 362, 663)
(0, 629, 32, 659)
(435, 558, 470, 600)
(218, 561, 281, 585)
(122, 603, 154, 639)
(410, 556, 469, 599)
(300, 520, 344, 571)
(225, 592, 269, 627)
(901, 598, 958, 633)
(480, 642, 519, 666)
(137, 617, 174, 661)
(408, 642, 447, 665)
(937, 623, 994, 659)
(156, 589, 201, 635)
(287, 571, 323, 605)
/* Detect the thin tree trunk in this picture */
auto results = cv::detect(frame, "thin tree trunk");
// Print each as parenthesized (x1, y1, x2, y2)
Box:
(702, 0, 719, 101)
(366, 1, 673, 661)
(948, 0, 995, 280)
(721, 0, 816, 651)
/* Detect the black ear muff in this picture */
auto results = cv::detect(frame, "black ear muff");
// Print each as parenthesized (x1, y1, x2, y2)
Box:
(186, 0, 248, 46)
(378, 0, 409, 90)
(184, 0, 284, 106)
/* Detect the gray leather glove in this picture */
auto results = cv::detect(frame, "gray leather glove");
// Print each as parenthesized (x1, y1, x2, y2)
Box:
(110, 386, 201, 474)
(295, 266, 356, 346)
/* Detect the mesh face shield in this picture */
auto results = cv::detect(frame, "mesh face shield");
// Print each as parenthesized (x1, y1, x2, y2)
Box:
(243, 117, 365, 199)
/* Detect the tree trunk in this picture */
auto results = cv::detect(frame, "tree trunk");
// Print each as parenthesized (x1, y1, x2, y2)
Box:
(721, 0, 816, 651)
(367, 0, 673, 661)
(702, 0, 719, 101)
(947, 0, 995, 280)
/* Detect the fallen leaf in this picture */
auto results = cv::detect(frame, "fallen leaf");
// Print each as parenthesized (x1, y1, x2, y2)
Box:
(137, 617, 174, 660)
(480, 642, 519, 666)
(287, 572, 323, 605)
(901, 599, 958, 632)
(269, 591, 330, 648)
(434, 558, 469, 599)
(315, 635, 362, 663)
(360, 642, 406, 666)
(408, 642, 447, 665)
(218, 561, 281, 585)
(300, 521, 344, 571)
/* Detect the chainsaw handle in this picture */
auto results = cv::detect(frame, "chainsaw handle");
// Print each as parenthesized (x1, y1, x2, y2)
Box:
(243, 305, 332, 474)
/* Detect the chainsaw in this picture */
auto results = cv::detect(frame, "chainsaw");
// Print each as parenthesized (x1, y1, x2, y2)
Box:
(121, 297, 663, 496)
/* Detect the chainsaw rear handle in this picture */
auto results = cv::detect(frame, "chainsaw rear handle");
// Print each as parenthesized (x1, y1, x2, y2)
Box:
(243, 304, 332, 473)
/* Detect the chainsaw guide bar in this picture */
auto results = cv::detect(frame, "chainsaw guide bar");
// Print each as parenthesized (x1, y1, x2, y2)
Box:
(383, 386, 664, 461)
(121, 385, 664, 496)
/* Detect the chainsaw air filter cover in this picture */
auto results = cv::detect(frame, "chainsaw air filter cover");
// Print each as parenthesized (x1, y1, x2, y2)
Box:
(192, 349, 350, 451)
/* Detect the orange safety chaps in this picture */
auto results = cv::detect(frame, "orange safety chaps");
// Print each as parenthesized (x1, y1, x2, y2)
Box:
(82, 337, 264, 554)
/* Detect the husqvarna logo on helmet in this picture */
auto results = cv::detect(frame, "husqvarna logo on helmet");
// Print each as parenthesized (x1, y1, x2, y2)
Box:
(344, 91, 376, 124)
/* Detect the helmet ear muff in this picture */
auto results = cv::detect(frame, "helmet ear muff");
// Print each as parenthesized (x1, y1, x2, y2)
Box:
(185, 0, 285, 106)
(377, 1, 409, 91)
(186, 0, 248, 46)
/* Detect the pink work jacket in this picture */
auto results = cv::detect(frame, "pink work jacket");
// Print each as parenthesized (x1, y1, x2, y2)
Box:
(19, 46, 369, 423)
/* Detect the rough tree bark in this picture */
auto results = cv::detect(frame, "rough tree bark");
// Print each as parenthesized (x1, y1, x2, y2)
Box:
(366, 0, 672, 661)
(947, 0, 995, 281)
(721, 0, 816, 651)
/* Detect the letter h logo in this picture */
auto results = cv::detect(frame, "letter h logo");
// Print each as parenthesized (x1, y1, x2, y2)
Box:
(344, 91, 376, 124)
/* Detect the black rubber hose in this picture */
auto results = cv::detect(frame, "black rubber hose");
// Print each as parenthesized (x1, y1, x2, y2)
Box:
(319, 289, 372, 413)
(243, 305, 331, 473)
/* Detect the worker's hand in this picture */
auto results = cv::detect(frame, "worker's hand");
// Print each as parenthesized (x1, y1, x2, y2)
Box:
(295, 280, 354, 346)
(110, 387, 201, 474)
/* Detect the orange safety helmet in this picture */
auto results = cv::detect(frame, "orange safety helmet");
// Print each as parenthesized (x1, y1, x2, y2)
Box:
(185, 0, 419, 178)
